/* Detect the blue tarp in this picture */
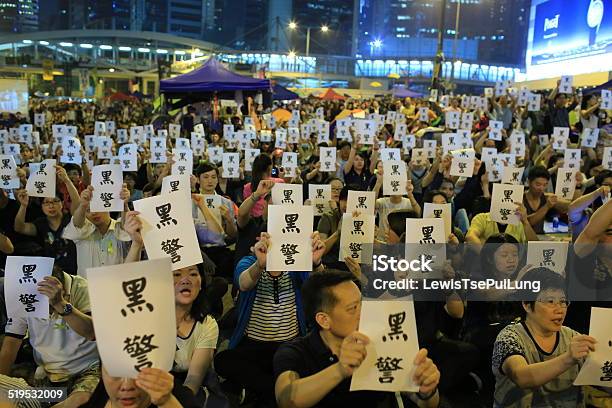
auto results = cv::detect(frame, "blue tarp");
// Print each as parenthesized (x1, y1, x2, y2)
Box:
(272, 84, 299, 100)
(160, 58, 271, 94)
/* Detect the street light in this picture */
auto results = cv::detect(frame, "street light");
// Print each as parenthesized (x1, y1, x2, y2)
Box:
(288, 50, 297, 59)
(369, 38, 383, 56)
(288, 21, 330, 57)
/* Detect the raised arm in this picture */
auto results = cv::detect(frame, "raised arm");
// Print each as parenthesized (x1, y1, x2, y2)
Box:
(14, 190, 37, 237)
(238, 233, 269, 291)
(568, 185, 609, 224)
(237, 179, 274, 228)
(73, 186, 94, 229)
(123, 211, 144, 263)
(575, 199, 612, 257)
(56, 165, 81, 214)
(502, 334, 595, 389)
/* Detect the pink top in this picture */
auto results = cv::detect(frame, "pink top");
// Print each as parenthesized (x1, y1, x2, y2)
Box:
(243, 177, 285, 217)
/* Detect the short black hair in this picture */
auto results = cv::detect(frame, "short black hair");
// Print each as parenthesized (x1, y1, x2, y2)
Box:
(595, 170, 612, 186)
(302, 269, 359, 329)
(480, 233, 520, 277)
(527, 165, 550, 182)
(423, 189, 449, 203)
(195, 162, 218, 177)
(339, 185, 352, 201)
(63, 163, 82, 176)
(337, 140, 351, 150)
(387, 210, 419, 238)
(519, 267, 567, 312)
(123, 171, 138, 181)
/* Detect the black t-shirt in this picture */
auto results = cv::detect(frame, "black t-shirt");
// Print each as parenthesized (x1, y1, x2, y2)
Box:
(273, 330, 391, 408)
(343, 167, 372, 191)
(0, 199, 45, 272)
(32, 214, 77, 275)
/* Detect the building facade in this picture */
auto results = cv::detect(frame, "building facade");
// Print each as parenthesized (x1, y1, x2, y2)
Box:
(0, 0, 39, 33)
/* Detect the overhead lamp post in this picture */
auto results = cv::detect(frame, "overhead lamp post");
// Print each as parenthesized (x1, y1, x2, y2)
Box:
(288, 21, 330, 57)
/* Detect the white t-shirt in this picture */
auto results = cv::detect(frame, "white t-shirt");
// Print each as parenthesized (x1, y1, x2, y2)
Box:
(375, 197, 413, 241)
(173, 316, 219, 372)
(5, 273, 99, 382)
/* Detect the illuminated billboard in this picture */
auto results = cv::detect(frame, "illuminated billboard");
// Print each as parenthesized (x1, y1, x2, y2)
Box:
(526, 0, 612, 79)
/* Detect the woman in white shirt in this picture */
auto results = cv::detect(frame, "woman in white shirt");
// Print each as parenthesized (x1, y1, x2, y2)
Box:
(173, 264, 219, 402)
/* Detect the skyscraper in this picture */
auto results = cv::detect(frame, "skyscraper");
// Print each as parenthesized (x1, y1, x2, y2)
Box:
(357, 0, 529, 66)
(167, 0, 216, 40)
(0, 0, 39, 33)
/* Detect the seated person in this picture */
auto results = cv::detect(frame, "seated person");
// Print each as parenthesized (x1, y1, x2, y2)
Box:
(317, 185, 349, 270)
(466, 201, 538, 253)
(15, 188, 77, 275)
(568, 170, 611, 240)
(192, 162, 237, 280)
(274, 270, 440, 408)
(492, 267, 596, 407)
(123, 171, 144, 202)
(214, 231, 325, 406)
(0, 265, 99, 407)
(523, 166, 572, 234)
(85, 366, 199, 408)
(60, 163, 90, 214)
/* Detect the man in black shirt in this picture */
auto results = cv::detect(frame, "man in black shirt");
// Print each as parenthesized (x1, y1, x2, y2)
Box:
(274, 270, 440, 408)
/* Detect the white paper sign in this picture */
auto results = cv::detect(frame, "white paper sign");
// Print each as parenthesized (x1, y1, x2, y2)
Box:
(418, 107, 429, 122)
(525, 241, 569, 276)
(150, 137, 167, 164)
(169, 124, 181, 139)
(87, 258, 175, 378)
(133, 194, 203, 270)
(208, 147, 223, 164)
(222, 152, 240, 179)
(172, 149, 193, 177)
(245, 148, 260, 171)
(404, 218, 446, 278)
(603, 147, 612, 171)
(90, 164, 124, 212)
(489, 121, 503, 141)
(320, 147, 337, 172)
(267, 205, 313, 271)
(161, 174, 191, 201)
(339, 213, 375, 264)
(383, 160, 407, 196)
(423, 203, 452, 237)
(501, 167, 524, 185)
(602, 89, 612, 110)
(346, 190, 376, 216)
(0, 154, 19, 189)
(445, 111, 460, 129)
(563, 148, 581, 170)
(555, 168, 577, 200)
(580, 128, 599, 148)
(26, 159, 56, 198)
(527, 94, 541, 112)
(490, 183, 524, 225)
(272, 183, 303, 205)
(574, 307, 612, 386)
(450, 149, 475, 177)
(282, 152, 298, 169)
(4, 256, 53, 319)
(119, 144, 138, 172)
(350, 300, 420, 392)
(559, 75, 573, 94)
(308, 184, 332, 216)
(380, 148, 401, 162)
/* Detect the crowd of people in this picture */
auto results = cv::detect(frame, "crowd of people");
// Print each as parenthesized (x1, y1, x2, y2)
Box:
(0, 80, 610, 408)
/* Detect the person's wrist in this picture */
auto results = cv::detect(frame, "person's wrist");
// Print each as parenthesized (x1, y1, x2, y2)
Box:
(52, 298, 67, 313)
(417, 386, 438, 401)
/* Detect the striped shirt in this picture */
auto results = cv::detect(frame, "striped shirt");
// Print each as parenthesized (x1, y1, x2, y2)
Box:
(245, 271, 299, 342)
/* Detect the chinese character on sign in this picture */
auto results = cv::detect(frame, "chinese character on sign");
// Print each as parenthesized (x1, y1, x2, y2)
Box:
(511, 172, 519, 182)
(349, 242, 362, 258)
(499, 208, 512, 221)
(376, 356, 403, 384)
(1, 159, 10, 169)
(280, 243, 299, 265)
(18, 294, 38, 312)
(391, 165, 400, 176)
(316, 189, 324, 199)
(206, 198, 214, 208)
(19, 264, 37, 284)
(101, 170, 114, 185)
(282, 190, 294, 204)
(169, 181, 179, 192)
(100, 192, 114, 208)
(37, 163, 47, 175)
(177, 166, 186, 175)
(34, 181, 46, 194)
(351, 220, 364, 235)
(155, 204, 178, 229)
(382, 312, 408, 342)
(391, 180, 400, 192)
(433, 209, 442, 218)
(282, 214, 300, 233)
(601, 361, 612, 381)
(357, 197, 367, 208)
(458, 162, 467, 173)
(120, 278, 154, 317)
(502, 190, 513, 203)
(540, 249, 555, 267)
(2, 175, 11, 186)
(123, 334, 158, 371)
(419, 226, 435, 244)
(161, 238, 183, 263)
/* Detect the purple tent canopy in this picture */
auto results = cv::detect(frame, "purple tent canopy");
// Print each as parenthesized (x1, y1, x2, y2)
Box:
(392, 86, 423, 98)
(160, 58, 271, 94)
